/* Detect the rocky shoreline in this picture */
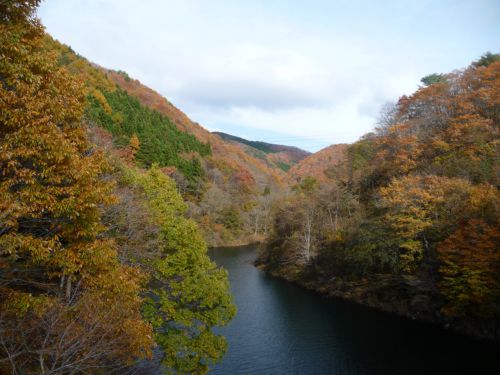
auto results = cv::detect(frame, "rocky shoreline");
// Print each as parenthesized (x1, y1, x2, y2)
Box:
(255, 257, 500, 342)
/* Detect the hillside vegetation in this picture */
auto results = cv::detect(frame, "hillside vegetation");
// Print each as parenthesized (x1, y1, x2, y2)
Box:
(1, 5, 499, 375)
(213, 131, 310, 172)
(259, 54, 500, 339)
(286, 143, 348, 183)
(0, 2, 235, 373)
(87, 87, 211, 181)
(43, 34, 286, 246)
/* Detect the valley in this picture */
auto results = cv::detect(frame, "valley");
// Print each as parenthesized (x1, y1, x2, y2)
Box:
(1, 1, 499, 373)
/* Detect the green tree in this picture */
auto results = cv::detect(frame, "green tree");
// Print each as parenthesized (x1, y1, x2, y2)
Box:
(85, 87, 211, 181)
(420, 73, 447, 86)
(472, 51, 500, 67)
(128, 166, 236, 374)
(292, 176, 319, 194)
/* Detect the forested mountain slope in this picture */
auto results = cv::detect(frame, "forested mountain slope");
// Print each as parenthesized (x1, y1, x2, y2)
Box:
(0, 2, 235, 373)
(213, 131, 311, 172)
(44, 37, 286, 246)
(286, 143, 348, 183)
(259, 54, 500, 340)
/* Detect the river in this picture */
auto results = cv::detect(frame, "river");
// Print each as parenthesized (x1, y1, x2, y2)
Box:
(208, 245, 500, 375)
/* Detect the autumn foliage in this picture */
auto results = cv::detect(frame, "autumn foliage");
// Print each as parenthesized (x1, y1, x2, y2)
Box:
(44, 34, 286, 246)
(0, 2, 234, 373)
(263, 54, 500, 337)
(0, 2, 153, 372)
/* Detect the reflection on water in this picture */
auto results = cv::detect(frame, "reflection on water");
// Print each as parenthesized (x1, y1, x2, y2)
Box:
(208, 246, 500, 375)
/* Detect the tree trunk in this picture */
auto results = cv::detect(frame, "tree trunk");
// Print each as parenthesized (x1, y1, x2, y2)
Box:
(65, 276, 72, 300)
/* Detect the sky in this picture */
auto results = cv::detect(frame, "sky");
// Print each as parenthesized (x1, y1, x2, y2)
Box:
(38, 0, 500, 152)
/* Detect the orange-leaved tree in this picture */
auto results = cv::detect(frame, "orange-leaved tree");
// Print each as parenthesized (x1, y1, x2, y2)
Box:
(437, 182, 500, 317)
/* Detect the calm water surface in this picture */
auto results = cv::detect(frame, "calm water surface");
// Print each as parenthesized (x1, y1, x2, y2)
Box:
(208, 246, 500, 375)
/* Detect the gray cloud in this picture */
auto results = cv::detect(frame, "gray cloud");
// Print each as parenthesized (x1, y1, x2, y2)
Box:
(174, 79, 329, 110)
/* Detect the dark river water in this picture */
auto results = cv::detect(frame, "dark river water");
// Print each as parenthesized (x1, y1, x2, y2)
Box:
(208, 246, 500, 375)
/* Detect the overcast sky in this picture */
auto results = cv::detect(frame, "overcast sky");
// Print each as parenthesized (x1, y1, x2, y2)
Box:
(38, 0, 499, 151)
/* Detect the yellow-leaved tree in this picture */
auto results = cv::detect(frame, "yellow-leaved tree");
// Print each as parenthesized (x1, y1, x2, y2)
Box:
(0, 1, 153, 373)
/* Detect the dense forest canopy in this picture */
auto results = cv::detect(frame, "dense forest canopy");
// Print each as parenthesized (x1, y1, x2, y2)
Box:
(0, 1, 234, 373)
(1, 1, 499, 373)
(86, 87, 210, 183)
(260, 54, 500, 338)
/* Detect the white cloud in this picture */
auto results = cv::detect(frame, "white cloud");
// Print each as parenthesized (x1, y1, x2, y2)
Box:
(38, 0, 500, 151)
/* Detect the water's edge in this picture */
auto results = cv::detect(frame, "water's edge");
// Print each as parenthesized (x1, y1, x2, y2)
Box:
(255, 255, 500, 342)
(209, 246, 500, 374)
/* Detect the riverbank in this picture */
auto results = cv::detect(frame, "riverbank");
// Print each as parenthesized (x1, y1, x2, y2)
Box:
(210, 246, 500, 374)
(203, 231, 267, 248)
(255, 256, 500, 342)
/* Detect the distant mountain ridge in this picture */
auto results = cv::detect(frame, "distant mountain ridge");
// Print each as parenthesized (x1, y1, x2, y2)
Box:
(212, 132, 311, 157)
(213, 131, 310, 172)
